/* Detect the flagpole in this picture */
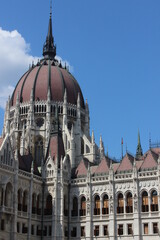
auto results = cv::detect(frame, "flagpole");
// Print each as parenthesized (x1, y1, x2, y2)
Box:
(121, 138, 123, 159)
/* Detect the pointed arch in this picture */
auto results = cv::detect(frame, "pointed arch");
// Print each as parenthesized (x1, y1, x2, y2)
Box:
(141, 191, 149, 212)
(126, 192, 133, 213)
(94, 195, 100, 215)
(80, 196, 86, 216)
(102, 194, 109, 214)
(151, 190, 158, 211)
(71, 196, 78, 217)
(117, 193, 124, 214)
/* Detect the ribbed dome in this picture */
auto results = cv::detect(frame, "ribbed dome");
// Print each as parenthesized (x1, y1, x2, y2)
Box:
(11, 59, 85, 109)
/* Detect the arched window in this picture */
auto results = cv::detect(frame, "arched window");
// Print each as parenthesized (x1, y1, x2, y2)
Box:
(23, 191, 28, 212)
(151, 190, 158, 211)
(102, 194, 109, 214)
(4, 183, 12, 208)
(35, 136, 43, 167)
(18, 189, 22, 211)
(117, 193, 124, 214)
(32, 193, 36, 214)
(0, 187, 4, 206)
(64, 195, 68, 216)
(142, 191, 149, 212)
(45, 194, 52, 215)
(81, 138, 84, 154)
(72, 197, 78, 217)
(80, 196, 86, 216)
(94, 195, 100, 215)
(126, 192, 133, 213)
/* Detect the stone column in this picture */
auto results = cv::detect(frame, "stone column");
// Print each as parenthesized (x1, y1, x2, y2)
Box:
(27, 170, 33, 240)
(133, 162, 141, 240)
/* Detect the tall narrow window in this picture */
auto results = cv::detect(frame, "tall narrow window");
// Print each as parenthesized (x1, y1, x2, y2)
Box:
(94, 226, 99, 236)
(71, 227, 77, 237)
(32, 193, 36, 214)
(151, 190, 158, 211)
(80, 196, 86, 216)
(1, 220, 5, 231)
(144, 223, 148, 234)
(128, 224, 133, 235)
(102, 194, 109, 214)
(45, 194, 52, 215)
(4, 182, 12, 207)
(142, 191, 149, 212)
(72, 197, 78, 217)
(94, 195, 100, 215)
(35, 136, 43, 167)
(153, 223, 158, 234)
(64, 195, 68, 216)
(126, 192, 133, 213)
(117, 193, 124, 214)
(23, 191, 28, 212)
(81, 226, 85, 237)
(18, 189, 22, 211)
(118, 224, 123, 235)
(103, 225, 108, 236)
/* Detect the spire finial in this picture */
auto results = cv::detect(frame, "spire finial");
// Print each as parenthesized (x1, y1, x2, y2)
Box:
(50, 0, 52, 17)
(136, 129, 143, 158)
(43, 0, 56, 59)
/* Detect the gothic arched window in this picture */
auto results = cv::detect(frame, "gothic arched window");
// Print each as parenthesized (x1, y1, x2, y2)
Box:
(126, 192, 133, 213)
(35, 136, 43, 167)
(151, 190, 158, 211)
(72, 197, 78, 217)
(117, 193, 124, 214)
(45, 194, 52, 215)
(102, 194, 109, 214)
(94, 195, 100, 215)
(142, 191, 149, 212)
(80, 196, 86, 216)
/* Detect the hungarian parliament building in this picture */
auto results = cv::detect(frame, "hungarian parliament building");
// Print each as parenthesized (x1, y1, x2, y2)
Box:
(0, 5, 160, 240)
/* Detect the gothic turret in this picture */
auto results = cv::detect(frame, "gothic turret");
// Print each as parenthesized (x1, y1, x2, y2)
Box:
(136, 130, 143, 158)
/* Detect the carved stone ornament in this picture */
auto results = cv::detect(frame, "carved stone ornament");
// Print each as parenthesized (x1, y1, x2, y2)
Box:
(36, 118, 44, 127)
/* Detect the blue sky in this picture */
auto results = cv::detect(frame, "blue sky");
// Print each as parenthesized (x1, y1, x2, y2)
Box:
(0, 0, 160, 159)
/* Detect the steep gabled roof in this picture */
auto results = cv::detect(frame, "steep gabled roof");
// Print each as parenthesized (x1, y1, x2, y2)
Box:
(116, 153, 134, 172)
(74, 158, 89, 177)
(136, 160, 143, 170)
(94, 157, 110, 174)
(140, 150, 158, 170)
(46, 134, 65, 167)
(151, 147, 160, 155)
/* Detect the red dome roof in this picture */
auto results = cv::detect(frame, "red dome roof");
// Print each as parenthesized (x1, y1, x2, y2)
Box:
(11, 59, 85, 109)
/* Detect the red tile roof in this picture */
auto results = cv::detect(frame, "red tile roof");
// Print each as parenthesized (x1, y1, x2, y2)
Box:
(75, 159, 88, 177)
(135, 160, 143, 170)
(116, 153, 134, 172)
(11, 60, 85, 109)
(95, 157, 110, 174)
(47, 134, 65, 167)
(151, 147, 160, 155)
(140, 150, 158, 170)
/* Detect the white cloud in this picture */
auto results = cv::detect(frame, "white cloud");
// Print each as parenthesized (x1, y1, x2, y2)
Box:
(0, 27, 39, 109)
(0, 27, 73, 109)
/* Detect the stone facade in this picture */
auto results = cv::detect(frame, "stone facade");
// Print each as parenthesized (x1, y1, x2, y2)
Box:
(0, 7, 160, 240)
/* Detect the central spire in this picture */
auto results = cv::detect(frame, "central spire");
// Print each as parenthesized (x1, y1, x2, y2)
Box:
(43, 0, 56, 59)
